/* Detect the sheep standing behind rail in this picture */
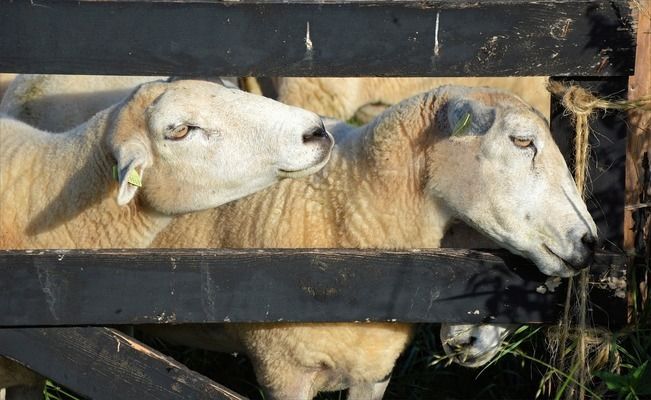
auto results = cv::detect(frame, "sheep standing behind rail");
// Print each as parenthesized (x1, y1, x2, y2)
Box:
(273, 76, 550, 121)
(1, 76, 549, 132)
(151, 85, 597, 400)
(0, 75, 240, 133)
(270, 76, 551, 368)
(0, 74, 553, 388)
(0, 75, 160, 132)
(0, 79, 333, 395)
(0, 79, 332, 249)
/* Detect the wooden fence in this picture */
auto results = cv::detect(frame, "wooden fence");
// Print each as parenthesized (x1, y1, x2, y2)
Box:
(0, 1, 645, 399)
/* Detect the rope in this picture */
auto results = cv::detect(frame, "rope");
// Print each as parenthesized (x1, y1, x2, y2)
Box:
(545, 80, 650, 398)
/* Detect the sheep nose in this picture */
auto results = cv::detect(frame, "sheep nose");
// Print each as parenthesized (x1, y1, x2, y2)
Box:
(581, 233, 597, 251)
(567, 232, 597, 270)
(302, 126, 329, 143)
(455, 336, 478, 349)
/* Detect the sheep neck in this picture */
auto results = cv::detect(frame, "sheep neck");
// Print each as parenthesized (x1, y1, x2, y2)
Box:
(1, 111, 171, 249)
(330, 95, 452, 248)
(153, 93, 453, 249)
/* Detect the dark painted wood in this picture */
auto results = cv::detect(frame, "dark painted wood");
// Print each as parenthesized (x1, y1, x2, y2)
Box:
(0, 1, 636, 76)
(550, 77, 629, 251)
(0, 249, 627, 326)
(0, 327, 245, 400)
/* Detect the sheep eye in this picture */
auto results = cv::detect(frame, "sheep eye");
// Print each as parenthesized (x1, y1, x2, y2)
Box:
(510, 136, 534, 148)
(166, 125, 192, 141)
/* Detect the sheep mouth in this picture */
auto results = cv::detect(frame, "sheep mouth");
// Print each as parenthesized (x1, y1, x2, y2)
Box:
(542, 244, 583, 272)
(278, 167, 309, 176)
(442, 344, 495, 368)
(277, 164, 323, 178)
(277, 152, 331, 179)
(452, 354, 491, 368)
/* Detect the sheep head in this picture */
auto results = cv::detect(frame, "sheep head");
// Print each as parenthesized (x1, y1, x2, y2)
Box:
(439, 323, 516, 368)
(106, 79, 334, 215)
(426, 85, 597, 277)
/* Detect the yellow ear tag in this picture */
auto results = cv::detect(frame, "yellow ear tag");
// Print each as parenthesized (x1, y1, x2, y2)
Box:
(112, 165, 142, 187)
(452, 112, 472, 137)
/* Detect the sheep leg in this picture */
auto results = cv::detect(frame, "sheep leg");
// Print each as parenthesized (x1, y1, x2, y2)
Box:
(0, 358, 44, 400)
(347, 377, 390, 400)
(4, 385, 42, 400)
(255, 366, 319, 400)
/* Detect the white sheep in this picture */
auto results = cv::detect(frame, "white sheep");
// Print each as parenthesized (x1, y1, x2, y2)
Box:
(218, 76, 549, 371)
(0, 74, 237, 133)
(1, 76, 549, 132)
(0, 78, 333, 393)
(274, 76, 550, 121)
(273, 76, 553, 367)
(0, 74, 551, 373)
(439, 323, 516, 367)
(0, 74, 161, 132)
(151, 85, 598, 400)
(0, 73, 17, 102)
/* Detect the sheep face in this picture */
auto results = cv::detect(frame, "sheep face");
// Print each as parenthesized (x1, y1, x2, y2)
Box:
(439, 323, 515, 368)
(428, 86, 597, 277)
(108, 79, 333, 214)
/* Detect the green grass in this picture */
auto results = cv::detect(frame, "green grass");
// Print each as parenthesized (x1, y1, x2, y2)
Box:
(43, 380, 83, 400)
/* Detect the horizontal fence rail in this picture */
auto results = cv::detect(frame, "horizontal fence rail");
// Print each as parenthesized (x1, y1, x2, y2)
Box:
(0, 0, 637, 76)
(0, 327, 245, 400)
(0, 249, 627, 326)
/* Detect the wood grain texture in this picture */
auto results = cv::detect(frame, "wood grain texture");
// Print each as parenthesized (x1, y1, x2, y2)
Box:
(0, 249, 627, 326)
(0, 327, 245, 400)
(625, 2, 650, 253)
(0, 0, 636, 76)
(624, 1, 650, 319)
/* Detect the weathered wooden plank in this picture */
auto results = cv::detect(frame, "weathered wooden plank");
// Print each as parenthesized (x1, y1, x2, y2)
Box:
(0, 0, 636, 76)
(624, 1, 650, 319)
(0, 249, 627, 325)
(0, 327, 245, 400)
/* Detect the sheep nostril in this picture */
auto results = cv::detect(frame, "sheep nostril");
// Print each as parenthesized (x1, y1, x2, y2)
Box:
(302, 127, 328, 143)
(581, 233, 597, 252)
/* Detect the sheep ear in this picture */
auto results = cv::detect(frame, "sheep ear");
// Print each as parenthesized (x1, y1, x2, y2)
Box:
(447, 99, 496, 137)
(114, 142, 150, 206)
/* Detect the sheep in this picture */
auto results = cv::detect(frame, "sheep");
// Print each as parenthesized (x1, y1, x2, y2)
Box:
(150, 85, 598, 400)
(1, 76, 549, 133)
(0, 358, 43, 400)
(274, 76, 550, 121)
(230, 76, 549, 370)
(273, 76, 552, 367)
(0, 74, 551, 371)
(0, 74, 161, 132)
(0, 78, 333, 393)
(439, 324, 516, 367)
(0, 78, 333, 249)
(0, 74, 238, 133)
(0, 74, 17, 102)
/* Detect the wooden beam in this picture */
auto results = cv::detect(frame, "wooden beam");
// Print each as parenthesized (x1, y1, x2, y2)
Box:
(0, 249, 627, 326)
(0, 0, 636, 77)
(0, 327, 245, 400)
(625, 1, 650, 318)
